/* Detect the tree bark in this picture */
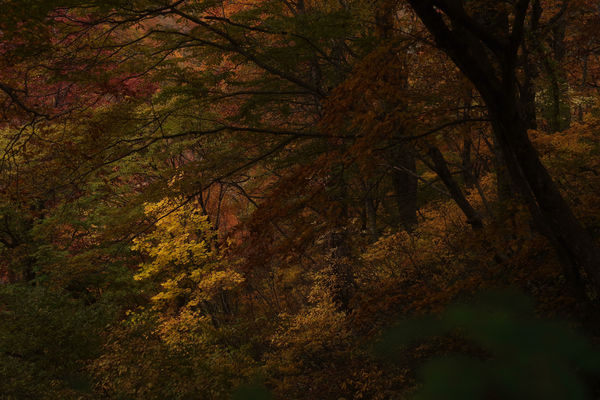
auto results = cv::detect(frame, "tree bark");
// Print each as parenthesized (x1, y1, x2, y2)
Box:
(391, 145, 418, 231)
(543, 18, 571, 132)
(407, 0, 600, 295)
(429, 146, 483, 230)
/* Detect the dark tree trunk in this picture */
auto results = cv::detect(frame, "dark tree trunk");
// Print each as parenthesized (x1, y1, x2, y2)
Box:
(429, 146, 483, 230)
(461, 137, 478, 188)
(487, 121, 517, 207)
(407, 0, 600, 295)
(543, 18, 571, 132)
(391, 145, 418, 231)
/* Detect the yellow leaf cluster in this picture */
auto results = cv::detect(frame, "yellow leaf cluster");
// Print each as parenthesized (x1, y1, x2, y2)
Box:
(131, 198, 244, 309)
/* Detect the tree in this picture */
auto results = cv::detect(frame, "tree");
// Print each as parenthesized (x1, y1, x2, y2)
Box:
(406, 0, 600, 295)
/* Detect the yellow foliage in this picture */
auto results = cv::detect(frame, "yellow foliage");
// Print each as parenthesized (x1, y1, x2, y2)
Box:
(131, 198, 244, 310)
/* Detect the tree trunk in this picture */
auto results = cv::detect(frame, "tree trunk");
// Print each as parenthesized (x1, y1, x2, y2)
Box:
(408, 0, 600, 295)
(461, 137, 477, 188)
(429, 146, 483, 230)
(543, 19, 571, 132)
(391, 145, 418, 231)
(492, 104, 597, 291)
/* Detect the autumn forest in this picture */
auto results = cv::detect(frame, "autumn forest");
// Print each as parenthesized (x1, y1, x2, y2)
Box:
(2, 0, 600, 399)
